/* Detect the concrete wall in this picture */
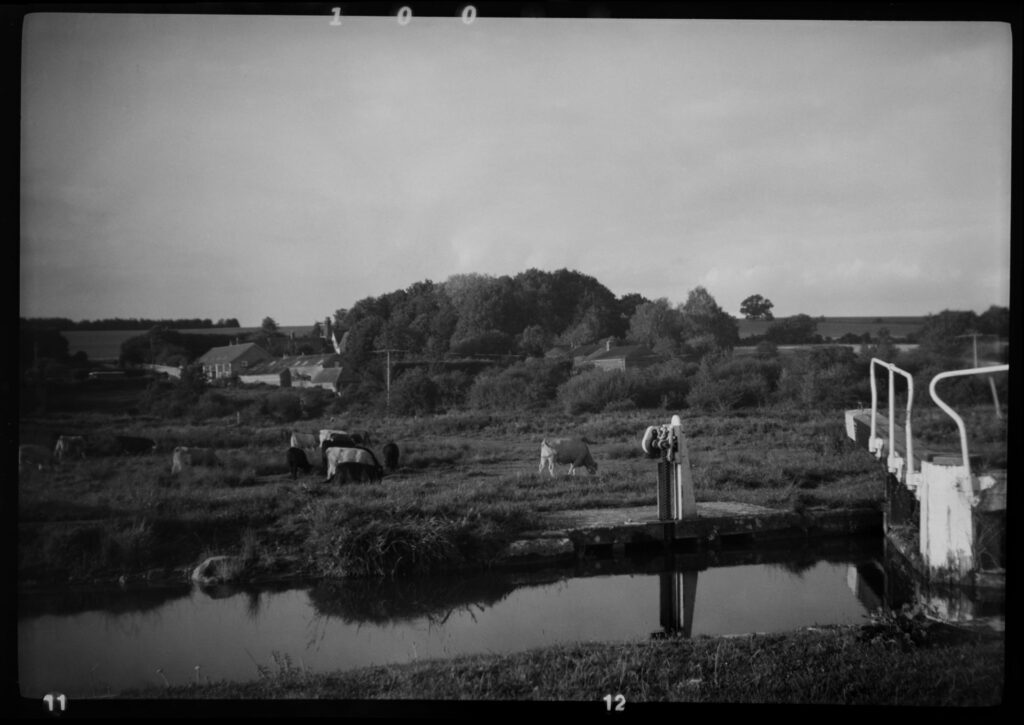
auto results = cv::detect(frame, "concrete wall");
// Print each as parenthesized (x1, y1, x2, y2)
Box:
(918, 461, 976, 579)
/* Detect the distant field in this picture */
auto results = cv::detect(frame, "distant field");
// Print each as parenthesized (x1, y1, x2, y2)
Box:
(60, 326, 314, 361)
(737, 316, 926, 340)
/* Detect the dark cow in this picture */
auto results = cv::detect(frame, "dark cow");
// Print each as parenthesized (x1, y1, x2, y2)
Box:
(333, 460, 383, 484)
(286, 447, 312, 480)
(382, 441, 400, 471)
(115, 435, 158, 455)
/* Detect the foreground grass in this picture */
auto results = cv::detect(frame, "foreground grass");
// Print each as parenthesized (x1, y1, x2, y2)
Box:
(120, 618, 1004, 706)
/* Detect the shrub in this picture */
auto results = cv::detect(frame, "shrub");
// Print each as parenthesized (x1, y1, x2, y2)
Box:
(773, 346, 865, 410)
(298, 388, 331, 419)
(389, 368, 440, 415)
(686, 355, 780, 412)
(557, 369, 635, 415)
(264, 392, 303, 422)
(468, 359, 571, 411)
(191, 391, 235, 421)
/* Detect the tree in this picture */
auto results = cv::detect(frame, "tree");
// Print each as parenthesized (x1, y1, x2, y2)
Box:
(626, 298, 684, 355)
(678, 287, 739, 353)
(764, 314, 820, 345)
(261, 317, 279, 335)
(740, 294, 775, 320)
(917, 310, 979, 357)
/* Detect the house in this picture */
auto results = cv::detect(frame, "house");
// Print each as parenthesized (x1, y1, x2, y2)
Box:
(284, 353, 343, 387)
(308, 366, 359, 394)
(585, 343, 663, 372)
(197, 342, 273, 380)
(544, 338, 663, 372)
(237, 358, 292, 387)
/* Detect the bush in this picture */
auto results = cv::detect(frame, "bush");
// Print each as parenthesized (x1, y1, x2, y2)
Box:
(299, 388, 332, 419)
(557, 369, 635, 415)
(264, 392, 303, 422)
(773, 346, 865, 410)
(389, 368, 440, 415)
(191, 391, 236, 421)
(686, 355, 780, 412)
(432, 370, 475, 410)
(468, 359, 571, 411)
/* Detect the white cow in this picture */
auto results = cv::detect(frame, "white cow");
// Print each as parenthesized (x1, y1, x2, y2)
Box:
(20, 444, 53, 471)
(171, 446, 219, 474)
(290, 431, 318, 450)
(318, 429, 349, 446)
(54, 435, 87, 463)
(539, 438, 598, 477)
(324, 446, 382, 480)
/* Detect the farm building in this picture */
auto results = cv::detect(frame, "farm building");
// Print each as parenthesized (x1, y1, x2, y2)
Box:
(284, 353, 343, 386)
(584, 343, 663, 372)
(308, 366, 359, 394)
(234, 353, 358, 391)
(197, 342, 273, 380)
(237, 359, 292, 387)
(547, 338, 663, 372)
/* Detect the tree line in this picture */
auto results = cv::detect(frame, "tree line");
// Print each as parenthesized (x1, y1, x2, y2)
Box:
(21, 317, 242, 331)
(332, 269, 741, 371)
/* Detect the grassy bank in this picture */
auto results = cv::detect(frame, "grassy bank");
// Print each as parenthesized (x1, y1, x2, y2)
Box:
(117, 611, 1005, 706)
(19, 407, 890, 585)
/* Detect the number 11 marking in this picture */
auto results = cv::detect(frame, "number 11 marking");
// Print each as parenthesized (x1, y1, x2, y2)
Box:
(43, 693, 67, 713)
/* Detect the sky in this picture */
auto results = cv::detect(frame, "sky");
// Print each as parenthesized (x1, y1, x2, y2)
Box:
(19, 9, 1013, 327)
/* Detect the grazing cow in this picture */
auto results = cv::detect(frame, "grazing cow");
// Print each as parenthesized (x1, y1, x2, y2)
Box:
(19, 444, 53, 471)
(54, 435, 87, 463)
(171, 446, 219, 474)
(319, 433, 360, 473)
(382, 441, 400, 471)
(115, 435, 158, 455)
(539, 438, 598, 477)
(333, 461, 383, 484)
(289, 431, 318, 450)
(350, 430, 373, 447)
(318, 428, 349, 446)
(324, 446, 383, 482)
(286, 447, 312, 480)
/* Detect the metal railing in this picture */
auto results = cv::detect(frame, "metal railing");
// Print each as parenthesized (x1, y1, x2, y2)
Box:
(869, 358, 915, 484)
(928, 364, 1009, 474)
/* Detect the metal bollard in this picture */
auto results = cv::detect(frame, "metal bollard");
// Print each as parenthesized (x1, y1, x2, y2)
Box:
(643, 415, 697, 521)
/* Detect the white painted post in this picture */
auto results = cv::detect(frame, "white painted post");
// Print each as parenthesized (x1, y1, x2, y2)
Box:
(671, 414, 697, 520)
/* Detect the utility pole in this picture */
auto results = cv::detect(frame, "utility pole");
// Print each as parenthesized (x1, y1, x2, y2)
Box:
(956, 332, 1002, 419)
(373, 348, 406, 409)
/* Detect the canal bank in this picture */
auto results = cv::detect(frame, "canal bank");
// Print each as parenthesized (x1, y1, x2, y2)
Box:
(498, 503, 882, 565)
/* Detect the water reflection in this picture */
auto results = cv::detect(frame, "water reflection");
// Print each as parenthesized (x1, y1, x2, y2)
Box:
(19, 535, 999, 699)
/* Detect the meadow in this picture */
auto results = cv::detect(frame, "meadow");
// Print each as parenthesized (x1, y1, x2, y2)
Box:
(19, 405, 890, 585)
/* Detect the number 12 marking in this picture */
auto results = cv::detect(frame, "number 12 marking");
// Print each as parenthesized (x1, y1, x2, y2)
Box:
(603, 693, 626, 711)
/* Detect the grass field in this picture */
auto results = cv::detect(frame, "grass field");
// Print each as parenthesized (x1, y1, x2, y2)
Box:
(19, 405, 895, 585)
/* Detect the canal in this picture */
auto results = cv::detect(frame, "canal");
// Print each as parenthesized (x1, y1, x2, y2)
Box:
(19, 536, 895, 698)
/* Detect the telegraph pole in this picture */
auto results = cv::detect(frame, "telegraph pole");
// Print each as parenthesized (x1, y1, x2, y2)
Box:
(956, 332, 1002, 419)
(373, 348, 406, 409)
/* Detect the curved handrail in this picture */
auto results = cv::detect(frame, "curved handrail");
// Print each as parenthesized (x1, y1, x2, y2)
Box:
(929, 364, 1009, 473)
(869, 358, 915, 480)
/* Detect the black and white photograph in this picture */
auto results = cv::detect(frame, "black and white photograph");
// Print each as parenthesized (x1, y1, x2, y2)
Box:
(16, 1, 1014, 713)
